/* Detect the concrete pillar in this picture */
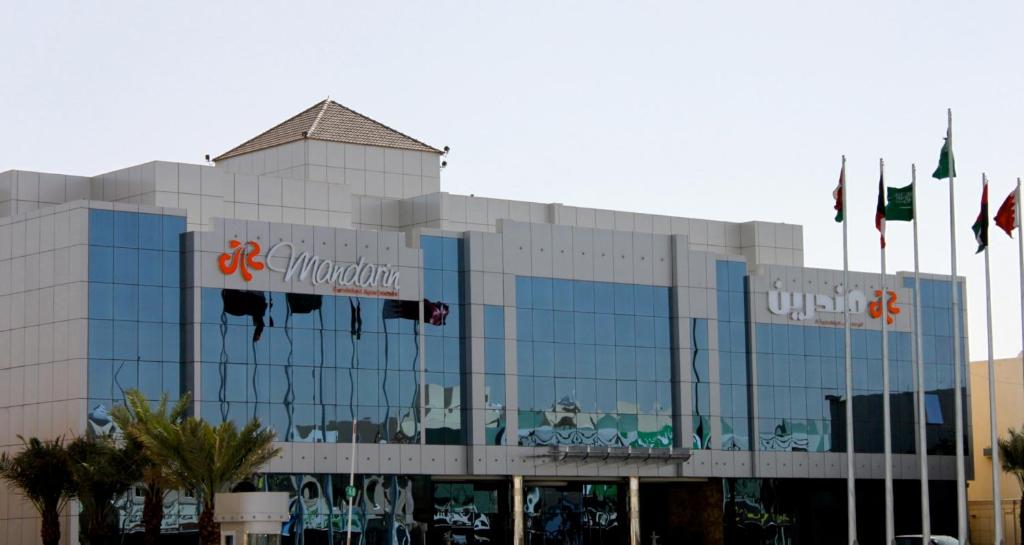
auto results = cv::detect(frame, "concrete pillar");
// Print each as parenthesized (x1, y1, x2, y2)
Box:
(513, 476, 524, 545)
(629, 476, 641, 545)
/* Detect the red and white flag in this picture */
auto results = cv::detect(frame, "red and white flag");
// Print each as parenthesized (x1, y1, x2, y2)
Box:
(994, 187, 1018, 238)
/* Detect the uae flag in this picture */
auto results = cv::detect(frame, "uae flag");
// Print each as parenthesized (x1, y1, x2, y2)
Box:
(995, 188, 1019, 238)
(875, 172, 886, 248)
(833, 164, 845, 223)
(972, 182, 989, 253)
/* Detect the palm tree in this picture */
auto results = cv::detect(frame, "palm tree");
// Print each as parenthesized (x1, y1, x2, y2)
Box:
(998, 427, 1024, 545)
(0, 436, 76, 545)
(110, 391, 190, 545)
(67, 434, 143, 545)
(117, 389, 280, 545)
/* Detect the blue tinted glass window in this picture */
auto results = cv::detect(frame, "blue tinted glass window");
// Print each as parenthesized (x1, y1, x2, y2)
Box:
(634, 285, 653, 316)
(574, 313, 595, 345)
(532, 310, 553, 342)
(89, 210, 114, 246)
(716, 261, 730, 291)
(138, 249, 163, 286)
(89, 246, 114, 283)
(485, 339, 504, 374)
(553, 311, 573, 343)
(162, 216, 184, 251)
(442, 237, 460, 271)
(421, 236, 443, 270)
(532, 278, 553, 310)
(138, 214, 162, 249)
(516, 276, 532, 309)
(484, 306, 504, 339)
(88, 213, 184, 422)
(89, 283, 114, 319)
(515, 276, 674, 448)
(614, 284, 634, 315)
(113, 285, 139, 320)
(553, 279, 573, 310)
(654, 288, 670, 317)
(113, 248, 139, 284)
(925, 393, 944, 424)
(113, 211, 139, 248)
(573, 281, 594, 312)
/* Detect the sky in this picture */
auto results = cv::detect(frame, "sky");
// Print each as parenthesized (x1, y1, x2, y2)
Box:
(2, 1, 1024, 359)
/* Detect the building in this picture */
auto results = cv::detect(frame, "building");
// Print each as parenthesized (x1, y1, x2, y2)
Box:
(0, 99, 973, 545)
(968, 353, 1024, 545)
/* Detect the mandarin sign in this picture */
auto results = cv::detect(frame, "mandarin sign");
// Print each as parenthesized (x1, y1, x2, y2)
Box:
(218, 239, 401, 297)
(767, 280, 897, 326)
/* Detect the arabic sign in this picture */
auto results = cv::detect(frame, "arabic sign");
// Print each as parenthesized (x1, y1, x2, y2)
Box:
(767, 280, 897, 325)
(218, 239, 401, 296)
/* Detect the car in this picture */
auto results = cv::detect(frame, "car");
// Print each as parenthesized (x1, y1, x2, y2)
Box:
(894, 535, 960, 545)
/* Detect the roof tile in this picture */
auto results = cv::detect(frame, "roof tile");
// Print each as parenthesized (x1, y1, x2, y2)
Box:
(214, 100, 440, 161)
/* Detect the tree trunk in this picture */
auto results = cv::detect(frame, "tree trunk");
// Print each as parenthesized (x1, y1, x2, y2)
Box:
(79, 498, 119, 545)
(198, 501, 220, 545)
(1019, 492, 1023, 545)
(142, 485, 164, 545)
(40, 502, 61, 545)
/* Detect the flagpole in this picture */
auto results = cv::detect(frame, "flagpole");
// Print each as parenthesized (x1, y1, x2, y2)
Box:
(346, 317, 360, 545)
(842, 155, 858, 545)
(946, 109, 969, 545)
(1017, 178, 1023, 394)
(879, 157, 895, 545)
(982, 174, 1004, 545)
(911, 164, 931, 544)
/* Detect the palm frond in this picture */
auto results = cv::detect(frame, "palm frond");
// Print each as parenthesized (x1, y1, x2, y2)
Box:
(116, 391, 281, 507)
(0, 436, 76, 514)
(998, 427, 1024, 492)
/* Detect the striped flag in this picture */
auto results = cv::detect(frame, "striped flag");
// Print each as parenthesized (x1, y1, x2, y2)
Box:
(833, 164, 845, 223)
(972, 182, 989, 253)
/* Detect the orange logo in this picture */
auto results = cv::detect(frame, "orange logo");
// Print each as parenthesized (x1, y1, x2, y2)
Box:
(218, 240, 264, 281)
(868, 290, 900, 324)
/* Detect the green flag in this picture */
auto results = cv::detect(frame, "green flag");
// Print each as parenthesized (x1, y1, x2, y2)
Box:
(932, 136, 956, 179)
(885, 184, 914, 221)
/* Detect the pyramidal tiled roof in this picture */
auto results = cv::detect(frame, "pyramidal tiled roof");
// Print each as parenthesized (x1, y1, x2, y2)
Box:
(214, 99, 441, 161)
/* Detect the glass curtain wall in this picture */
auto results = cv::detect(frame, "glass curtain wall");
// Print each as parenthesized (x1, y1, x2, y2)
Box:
(484, 304, 506, 445)
(87, 210, 185, 435)
(903, 276, 970, 455)
(199, 290, 421, 444)
(515, 277, 673, 447)
(258, 473, 507, 545)
(421, 235, 465, 444)
(754, 323, 914, 453)
(716, 260, 751, 451)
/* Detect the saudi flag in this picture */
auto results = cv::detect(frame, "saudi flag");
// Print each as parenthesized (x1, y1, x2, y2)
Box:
(833, 164, 845, 223)
(932, 135, 956, 180)
(972, 182, 989, 253)
(885, 184, 914, 222)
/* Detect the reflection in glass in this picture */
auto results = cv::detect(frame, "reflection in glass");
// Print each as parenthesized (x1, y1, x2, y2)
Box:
(87, 210, 184, 424)
(200, 288, 423, 444)
(517, 276, 673, 448)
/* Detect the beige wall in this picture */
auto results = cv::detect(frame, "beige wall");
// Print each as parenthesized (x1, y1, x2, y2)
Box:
(968, 354, 1024, 545)
(0, 202, 96, 545)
